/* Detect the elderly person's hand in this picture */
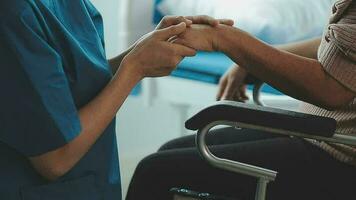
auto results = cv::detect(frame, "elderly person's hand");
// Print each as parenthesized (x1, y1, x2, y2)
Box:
(217, 65, 249, 102)
(173, 23, 250, 102)
(174, 24, 226, 51)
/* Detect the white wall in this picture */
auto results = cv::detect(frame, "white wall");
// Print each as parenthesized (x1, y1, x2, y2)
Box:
(92, 0, 156, 57)
(127, 0, 156, 44)
(91, 0, 129, 57)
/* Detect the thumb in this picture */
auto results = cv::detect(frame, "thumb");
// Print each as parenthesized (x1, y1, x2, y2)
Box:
(155, 22, 187, 40)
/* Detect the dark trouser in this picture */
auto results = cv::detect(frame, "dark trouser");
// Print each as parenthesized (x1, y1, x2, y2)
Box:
(126, 128, 356, 200)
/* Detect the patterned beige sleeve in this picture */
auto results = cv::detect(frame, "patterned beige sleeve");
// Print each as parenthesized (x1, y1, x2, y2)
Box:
(328, 23, 356, 61)
(318, 1, 356, 92)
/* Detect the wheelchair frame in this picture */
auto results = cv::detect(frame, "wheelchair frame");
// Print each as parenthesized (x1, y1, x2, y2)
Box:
(188, 83, 356, 200)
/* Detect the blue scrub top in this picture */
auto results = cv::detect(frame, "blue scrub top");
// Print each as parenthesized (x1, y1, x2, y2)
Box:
(0, 0, 121, 199)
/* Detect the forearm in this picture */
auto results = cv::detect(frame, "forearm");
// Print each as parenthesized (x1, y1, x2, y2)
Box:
(218, 26, 354, 109)
(237, 37, 321, 85)
(276, 37, 321, 59)
(108, 45, 134, 73)
(30, 60, 141, 180)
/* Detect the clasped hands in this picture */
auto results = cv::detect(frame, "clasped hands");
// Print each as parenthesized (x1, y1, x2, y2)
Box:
(123, 15, 234, 79)
(167, 16, 234, 52)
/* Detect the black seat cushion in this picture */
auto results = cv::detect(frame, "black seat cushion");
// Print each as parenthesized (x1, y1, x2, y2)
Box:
(185, 101, 337, 137)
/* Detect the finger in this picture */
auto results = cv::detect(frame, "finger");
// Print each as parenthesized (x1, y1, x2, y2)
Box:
(172, 38, 189, 48)
(173, 38, 198, 52)
(218, 19, 234, 26)
(234, 92, 243, 102)
(159, 16, 193, 29)
(156, 22, 187, 40)
(221, 81, 239, 100)
(235, 91, 248, 102)
(168, 35, 178, 43)
(185, 15, 219, 27)
(169, 43, 197, 57)
(162, 65, 180, 76)
(216, 77, 228, 101)
(240, 85, 249, 100)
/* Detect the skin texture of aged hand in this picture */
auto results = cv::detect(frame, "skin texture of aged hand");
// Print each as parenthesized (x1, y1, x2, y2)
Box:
(175, 24, 219, 51)
(217, 65, 249, 102)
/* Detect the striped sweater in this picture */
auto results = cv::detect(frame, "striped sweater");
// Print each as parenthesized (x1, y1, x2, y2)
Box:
(300, 0, 356, 166)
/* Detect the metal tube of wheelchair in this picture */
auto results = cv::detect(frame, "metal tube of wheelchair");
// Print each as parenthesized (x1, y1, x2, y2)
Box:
(196, 122, 277, 199)
(235, 122, 356, 147)
(255, 178, 269, 200)
(196, 122, 277, 180)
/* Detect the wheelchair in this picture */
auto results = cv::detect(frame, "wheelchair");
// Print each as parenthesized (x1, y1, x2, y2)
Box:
(176, 82, 356, 200)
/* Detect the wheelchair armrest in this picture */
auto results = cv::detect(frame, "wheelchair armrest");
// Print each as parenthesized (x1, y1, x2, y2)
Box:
(185, 101, 337, 138)
(185, 101, 349, 200)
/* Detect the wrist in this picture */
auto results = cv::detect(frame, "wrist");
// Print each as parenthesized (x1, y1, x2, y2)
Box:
(213, 25, 234, 52)
(118, 56, 144, 83)
(216, 26, 254, 68)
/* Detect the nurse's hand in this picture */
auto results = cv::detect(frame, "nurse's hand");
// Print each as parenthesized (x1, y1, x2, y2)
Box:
(185, 15, 234, 27)
(123, 22, 197, 78)
(155, 15, 234, 30)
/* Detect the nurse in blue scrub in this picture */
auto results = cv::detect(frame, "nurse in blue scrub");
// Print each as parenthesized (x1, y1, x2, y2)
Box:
(0, 0, 233, 199)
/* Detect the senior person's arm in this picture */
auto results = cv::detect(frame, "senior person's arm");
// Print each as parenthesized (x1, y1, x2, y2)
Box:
(217, 37, 321, 101)
(277, 37, 321, 59)
(176, 25, 355, 110)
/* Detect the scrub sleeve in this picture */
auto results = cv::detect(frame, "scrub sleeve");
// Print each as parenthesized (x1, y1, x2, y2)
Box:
(0, 10, 81, 157)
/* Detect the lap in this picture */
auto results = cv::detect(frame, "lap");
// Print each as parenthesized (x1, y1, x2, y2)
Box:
(159, 127, 281, 151)
(128, 129, 356, 200)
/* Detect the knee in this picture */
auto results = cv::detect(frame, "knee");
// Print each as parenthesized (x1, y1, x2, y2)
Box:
(158, 140, 175, 151)
(132, 153, 164, 179)
(158, 138, 183, 151)
(134, 154, 154, 174)
(158, 135, 196, 151)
